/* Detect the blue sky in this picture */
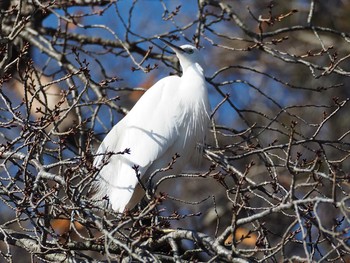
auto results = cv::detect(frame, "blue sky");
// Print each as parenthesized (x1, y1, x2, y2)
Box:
(32, 1, 304, 133)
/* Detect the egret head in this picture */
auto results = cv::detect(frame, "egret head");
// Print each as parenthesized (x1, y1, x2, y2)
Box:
(159, 38, 205, 72)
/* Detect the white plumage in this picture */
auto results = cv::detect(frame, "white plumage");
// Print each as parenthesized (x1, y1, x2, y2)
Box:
(93, 39, 210, 213)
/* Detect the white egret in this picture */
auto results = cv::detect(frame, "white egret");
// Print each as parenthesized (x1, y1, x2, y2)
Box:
(93, 38, 210, 213)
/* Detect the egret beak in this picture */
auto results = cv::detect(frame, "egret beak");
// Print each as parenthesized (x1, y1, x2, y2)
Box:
(158, 37, 185, 53)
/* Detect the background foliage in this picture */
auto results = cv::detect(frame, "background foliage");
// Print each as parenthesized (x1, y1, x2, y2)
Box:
(0, 0, 350, 262)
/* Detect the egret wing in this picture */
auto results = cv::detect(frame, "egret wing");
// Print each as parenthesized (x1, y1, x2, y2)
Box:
(93, 75, 182, 212)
